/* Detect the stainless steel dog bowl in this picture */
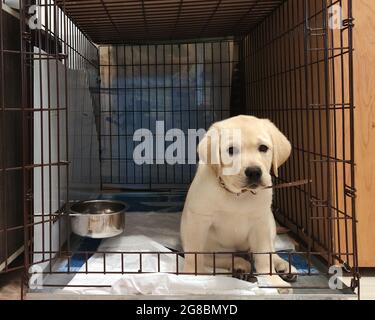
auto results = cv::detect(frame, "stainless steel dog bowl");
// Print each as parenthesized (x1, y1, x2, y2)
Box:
(69, 200, 128, 239)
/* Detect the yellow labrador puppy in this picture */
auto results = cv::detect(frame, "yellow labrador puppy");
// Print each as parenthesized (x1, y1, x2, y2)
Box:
(181, 115, 297, 291)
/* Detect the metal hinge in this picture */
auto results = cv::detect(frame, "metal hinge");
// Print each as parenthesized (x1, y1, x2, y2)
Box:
(310, 199, 329, 208)
(26, 190, 33, 202)
(342, 18, 355, 28)
(345, 186, 357, 198)
(350, 272, 361, 291)
(22, 31, 32, 42)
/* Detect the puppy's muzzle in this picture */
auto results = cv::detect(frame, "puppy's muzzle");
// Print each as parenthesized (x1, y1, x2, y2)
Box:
(245, 166, 262, 187)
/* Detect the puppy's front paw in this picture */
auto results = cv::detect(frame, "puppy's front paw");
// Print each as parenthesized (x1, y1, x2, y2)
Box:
(275, 258, 298, 283)
(232, 258, 254, 282)
(264, 275, 294, 294)
(277, 286, 294, 295)
(232, 257, 251, 273)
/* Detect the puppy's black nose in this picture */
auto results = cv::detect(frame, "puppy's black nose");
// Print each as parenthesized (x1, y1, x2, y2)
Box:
(245, 167, 262, 183)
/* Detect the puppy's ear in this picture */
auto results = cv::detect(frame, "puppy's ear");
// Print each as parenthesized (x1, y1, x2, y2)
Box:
(264, 119, 291, 177)
(198, 124, 221, 175)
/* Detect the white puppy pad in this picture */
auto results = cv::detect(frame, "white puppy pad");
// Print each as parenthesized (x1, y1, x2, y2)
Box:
(64, 235, 277, 296)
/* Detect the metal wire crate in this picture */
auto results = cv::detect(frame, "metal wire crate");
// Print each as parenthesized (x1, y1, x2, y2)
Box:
(0, 0, 358, 298)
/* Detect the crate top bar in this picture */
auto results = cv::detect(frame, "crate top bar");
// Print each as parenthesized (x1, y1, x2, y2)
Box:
(55, 0, 284, 44)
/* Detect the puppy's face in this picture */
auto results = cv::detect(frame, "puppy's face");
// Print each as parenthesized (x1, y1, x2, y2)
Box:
(198, 116, 291, 194)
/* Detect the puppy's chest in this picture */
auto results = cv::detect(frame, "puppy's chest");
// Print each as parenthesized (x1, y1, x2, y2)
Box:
(214, 194, 270, 216)
(210, 213, 256, 249)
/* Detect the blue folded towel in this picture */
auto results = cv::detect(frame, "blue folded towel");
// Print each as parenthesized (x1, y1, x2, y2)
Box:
(58, 238, 102, 272)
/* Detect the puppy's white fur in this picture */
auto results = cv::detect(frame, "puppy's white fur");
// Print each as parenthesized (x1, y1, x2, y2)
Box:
(180, 115, 296, 291)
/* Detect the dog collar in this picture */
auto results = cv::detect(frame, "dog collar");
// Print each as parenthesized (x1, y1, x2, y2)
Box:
(218, 177, 257, 196)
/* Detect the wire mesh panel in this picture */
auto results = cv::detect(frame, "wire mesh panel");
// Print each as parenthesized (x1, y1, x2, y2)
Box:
(29, 0, 100, 271)
(0, 0, 100, 275)
(99, 40, 239, 189)
(55, 0, 285, 43)
(242, 0, 357, 279)
(0, 1, 24, 273)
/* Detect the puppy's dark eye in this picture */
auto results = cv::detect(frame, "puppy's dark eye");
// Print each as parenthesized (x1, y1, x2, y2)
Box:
(228, 146, 239, 156)
(259, 145, 269, 153)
